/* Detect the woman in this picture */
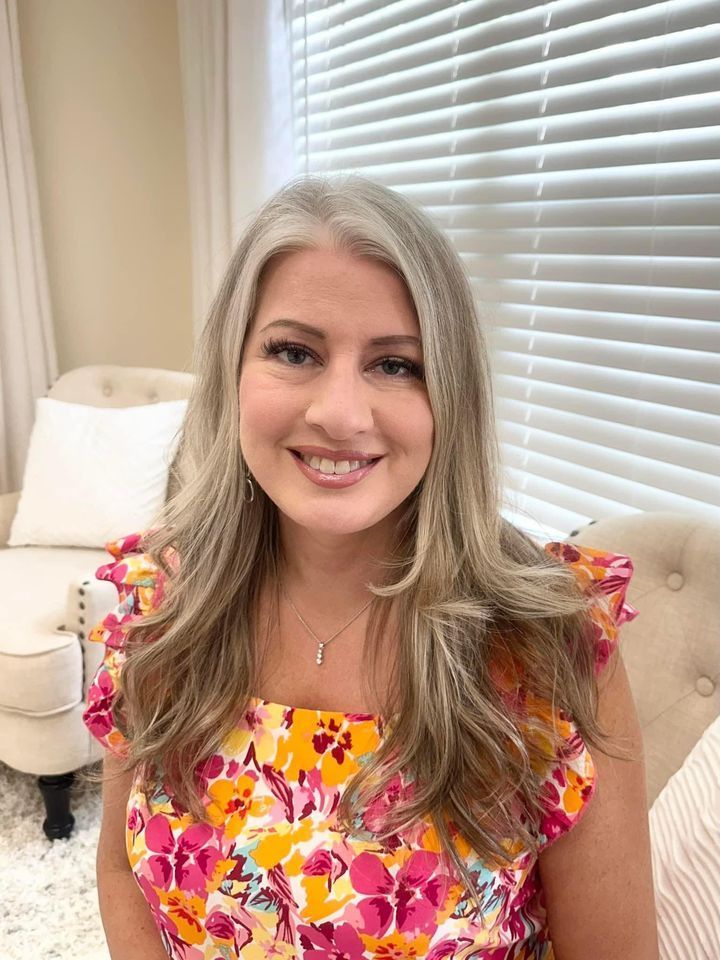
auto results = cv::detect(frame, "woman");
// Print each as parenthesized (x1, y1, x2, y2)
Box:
(83, 174, 658, 959)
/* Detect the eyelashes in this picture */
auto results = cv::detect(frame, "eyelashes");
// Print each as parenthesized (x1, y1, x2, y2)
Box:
(260, 336, 425, 382)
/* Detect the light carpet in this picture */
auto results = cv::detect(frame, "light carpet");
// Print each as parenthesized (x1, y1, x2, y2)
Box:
(0, 760, 111, 960)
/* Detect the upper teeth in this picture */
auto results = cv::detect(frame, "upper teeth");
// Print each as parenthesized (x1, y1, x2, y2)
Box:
(300, 453, 373, 475)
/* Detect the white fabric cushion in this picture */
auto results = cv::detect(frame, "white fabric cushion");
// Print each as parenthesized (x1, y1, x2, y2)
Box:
(649, 712, 720, 958)
(8, 397, 187, 548)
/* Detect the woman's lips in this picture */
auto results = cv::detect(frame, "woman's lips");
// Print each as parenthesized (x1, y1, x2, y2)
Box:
(289, 449, 382, 488)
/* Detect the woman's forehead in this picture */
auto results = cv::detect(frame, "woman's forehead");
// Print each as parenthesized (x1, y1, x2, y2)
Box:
(259, 247, 400, 290)
(254, 249, 419, 334)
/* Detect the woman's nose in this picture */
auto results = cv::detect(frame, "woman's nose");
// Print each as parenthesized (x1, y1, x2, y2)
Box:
(303, 359, 375, 436)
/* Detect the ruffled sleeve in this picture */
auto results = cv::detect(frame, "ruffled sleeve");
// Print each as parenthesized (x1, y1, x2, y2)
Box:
(529, 540, 640, 853)
(543, 540, 640, 677)
(81, 530, 167, 758)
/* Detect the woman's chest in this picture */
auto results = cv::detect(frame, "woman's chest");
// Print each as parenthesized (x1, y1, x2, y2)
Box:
(254, 619, 393, 715)
(125, 710, 550, 960)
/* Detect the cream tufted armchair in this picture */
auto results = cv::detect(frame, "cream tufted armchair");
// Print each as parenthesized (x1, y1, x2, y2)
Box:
(0, 364, 717, 840)
(0, 365, 192, 840)
(564, 512, 720, 807)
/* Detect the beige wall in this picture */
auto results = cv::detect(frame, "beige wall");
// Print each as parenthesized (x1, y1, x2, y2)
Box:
(17, 0, 193, 375)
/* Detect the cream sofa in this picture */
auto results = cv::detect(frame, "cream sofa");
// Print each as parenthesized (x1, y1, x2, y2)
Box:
(0, 365, 717, 841)
(0, 365, 192, 839)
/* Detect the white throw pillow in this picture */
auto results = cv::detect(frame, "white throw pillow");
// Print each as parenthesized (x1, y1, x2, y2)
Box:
(8, 397, 188, 548)
(649, 712, 720, 959)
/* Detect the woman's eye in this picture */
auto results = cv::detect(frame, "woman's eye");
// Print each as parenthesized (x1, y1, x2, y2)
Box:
(378, 358, 424, 380)
(261, 338, 312, 367)
(260, 337, 424, 381)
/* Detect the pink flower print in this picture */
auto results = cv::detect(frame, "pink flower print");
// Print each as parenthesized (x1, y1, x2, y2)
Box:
(144, 815, 222, 894)
(238, 697, 272, 737)
(538, 802, 574, 848)
(195, 753, 225, 793)
(302, 847, 348, 892)
(194, 752, 225, 790)
(538, 763, 595, 849)
(244, 700, 270, 733)
(127, 805, 146, 846)
(352, 774, 407, 855)
(588, 615, 613, 677)
(349, 851, 451, 939)
(362, 773, 406, 834)
(205, 910, 234, 940)
(206, 910, 252, 953)
(297, 920, 367, 959)
(134, 870, 180, 941)
(82, 668, 116, 739)
(99, 600, 142, 651)
(303, 848, 333, 875)
(426, 940, 461, 960)
(295, 766, 340, 820)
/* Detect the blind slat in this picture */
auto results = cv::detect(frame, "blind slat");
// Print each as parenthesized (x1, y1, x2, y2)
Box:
(295, 21, 720, 113)
(475, 276, 720, 323)
(447, 228, 719, 259)
(303, 58, 720, 138)
(502, 444, 714, 514)
(296, 1, 716, 83)
(498, 403, 720, 478)
(492, 329, 720, 382)
(306, 96, 720, 161)
(429, 196, 720, 229)
(464, 254, 720, 292)
(496, 376, 718, 447)
(492, 355, 719, 417)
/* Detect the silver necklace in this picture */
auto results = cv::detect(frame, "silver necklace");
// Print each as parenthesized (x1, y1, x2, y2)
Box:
(279, 580, 373, 666)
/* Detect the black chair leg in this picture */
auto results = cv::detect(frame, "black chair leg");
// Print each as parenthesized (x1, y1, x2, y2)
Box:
(38, 772, 76, 840)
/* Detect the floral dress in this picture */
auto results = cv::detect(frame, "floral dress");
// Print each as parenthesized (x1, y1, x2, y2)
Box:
(82, 531, 638, 960)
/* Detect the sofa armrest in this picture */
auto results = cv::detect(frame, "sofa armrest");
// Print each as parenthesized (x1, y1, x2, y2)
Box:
(0, 492, 20, 548)
(64, 571, 119, 698)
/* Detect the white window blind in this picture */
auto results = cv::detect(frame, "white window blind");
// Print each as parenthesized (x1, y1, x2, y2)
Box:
(289, 0, 720, 541)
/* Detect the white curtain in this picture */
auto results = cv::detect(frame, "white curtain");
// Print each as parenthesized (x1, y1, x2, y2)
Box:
(176, 0, 295, 339)
(0, 0, 58, 495)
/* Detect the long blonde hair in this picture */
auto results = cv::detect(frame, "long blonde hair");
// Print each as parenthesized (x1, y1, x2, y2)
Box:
(86, 173, 634, 917)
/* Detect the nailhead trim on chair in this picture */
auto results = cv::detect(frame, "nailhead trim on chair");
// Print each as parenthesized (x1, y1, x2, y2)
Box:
(78, 583, 90, 639)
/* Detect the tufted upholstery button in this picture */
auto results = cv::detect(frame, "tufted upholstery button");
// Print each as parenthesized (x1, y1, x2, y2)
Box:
(102, 383, 112, 396)
(149, 391, 158, 402)
(695, 676, 715, 697)
(666, 572, 684, 590)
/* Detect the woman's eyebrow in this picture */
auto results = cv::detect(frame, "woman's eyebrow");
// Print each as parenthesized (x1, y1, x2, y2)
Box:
(260, 318, 422, 348)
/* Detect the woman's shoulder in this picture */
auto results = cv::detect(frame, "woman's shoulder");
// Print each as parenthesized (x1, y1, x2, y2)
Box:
(88, 528, 176, 651)
(541, 538, 636, 608)
(82, 528, 176, 755)
(490, 538, 638, 692)
(96, 528, 163, 583)
(542, 538, 639, 675)
(521, 539, 640, 852)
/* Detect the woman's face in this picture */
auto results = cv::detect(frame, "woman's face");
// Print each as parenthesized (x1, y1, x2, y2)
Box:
(238, 247, 434, 542)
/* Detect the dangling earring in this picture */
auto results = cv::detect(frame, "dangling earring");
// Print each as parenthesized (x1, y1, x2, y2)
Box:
(243, 469, 255, 503)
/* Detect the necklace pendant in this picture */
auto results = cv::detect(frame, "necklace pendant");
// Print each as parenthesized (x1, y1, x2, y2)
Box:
(316, 641, 325, 666)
